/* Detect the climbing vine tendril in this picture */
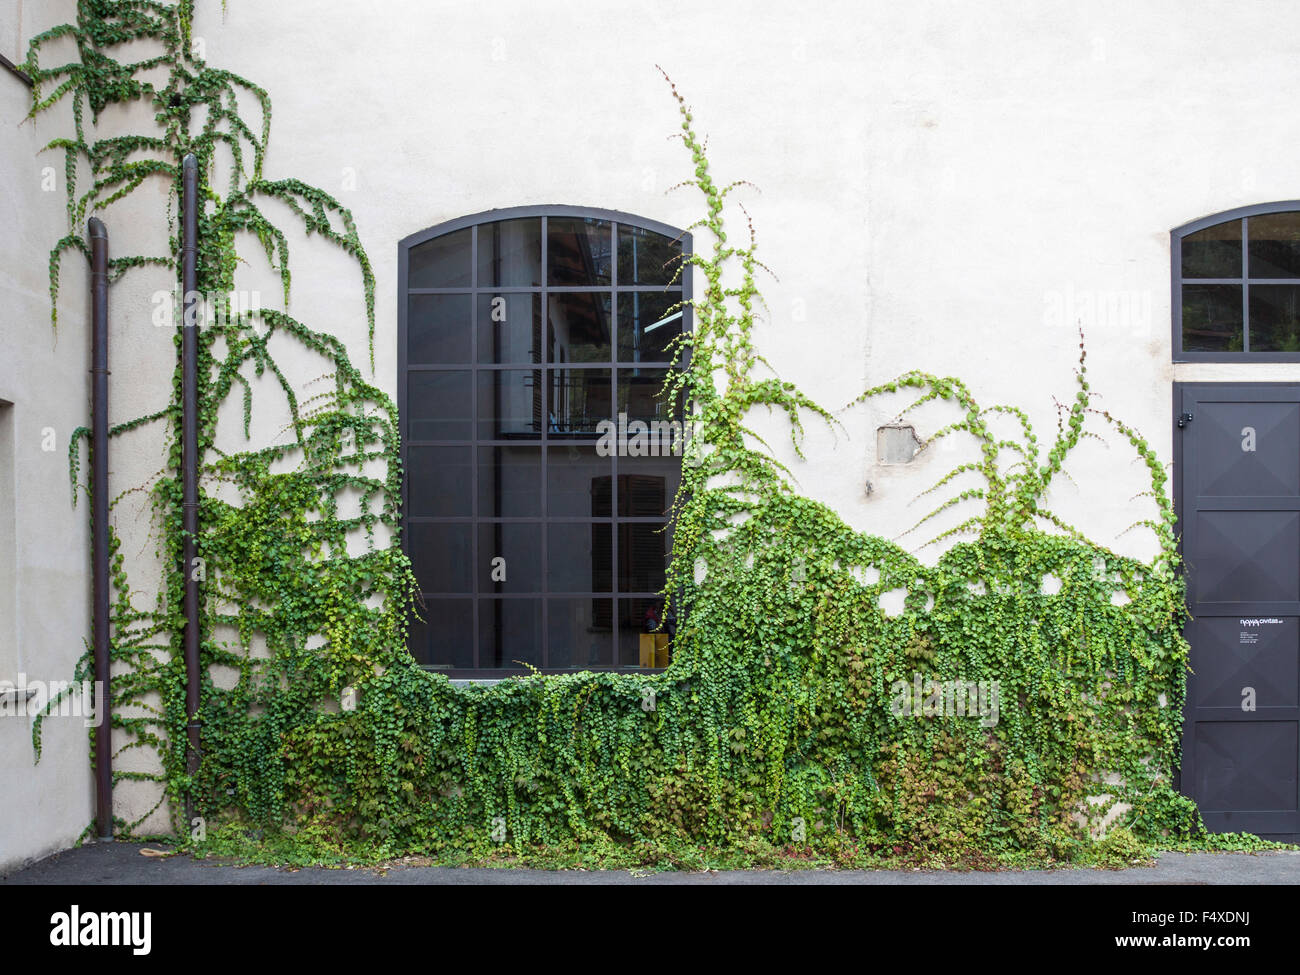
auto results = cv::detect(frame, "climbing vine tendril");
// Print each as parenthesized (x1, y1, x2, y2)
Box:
(27, 1, 1270, 868)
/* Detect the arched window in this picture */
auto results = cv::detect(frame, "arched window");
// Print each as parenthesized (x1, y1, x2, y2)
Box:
(1173, 202, 1300, 360)
(398, 207, 691, 674)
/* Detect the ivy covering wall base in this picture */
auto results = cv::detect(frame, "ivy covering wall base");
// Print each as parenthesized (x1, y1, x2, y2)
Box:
(25, 0, 1277, 869)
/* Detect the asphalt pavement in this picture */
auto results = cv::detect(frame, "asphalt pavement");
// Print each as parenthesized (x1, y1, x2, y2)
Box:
(3, 841, 1298, 884)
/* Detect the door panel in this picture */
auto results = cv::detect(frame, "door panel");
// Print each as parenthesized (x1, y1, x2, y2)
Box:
(1179, 383, 1300, 841)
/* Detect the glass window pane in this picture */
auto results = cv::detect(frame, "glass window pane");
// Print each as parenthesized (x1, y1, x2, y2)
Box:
(478, 369, 542, 439)
(1182, 221, 1241, 279)
(549, 522, 612, 593)
(618, 368, 680, 429)
(407, 446, 472, 517)
(409, 228, 472, 288)
(1249, 285, 1300, 352)
(619, 520, 670, 593)
(547, 598, 613, 669)
(478, 523, 542, 593)
(617, 597, 673, 668)
(478, 293, 541, 364)
(408, 294, 471, 364)
(408, 523, 472, 593)
(409, 600, 473, 669)
(617, 461, 679, 517)
(479, 599, 541, 669)
(1249, 213, 1300, 279)
(477, 218, 541, 287)
(548, 217, 612, 286)
(547, 445, 612, 517)
(618, 291, 683, 362)
(409, 371, 472, 440)
(617, 224, 683, 286)
(549, 292, 612, 363)
(479, 446, 541, 517)
(548, 367, 611, 438)
(404, 214, 691, 670)
(1181, 284, 1243, 352)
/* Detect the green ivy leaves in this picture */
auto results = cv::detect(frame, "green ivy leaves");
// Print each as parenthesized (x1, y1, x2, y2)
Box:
(26, 3, 1249, 868)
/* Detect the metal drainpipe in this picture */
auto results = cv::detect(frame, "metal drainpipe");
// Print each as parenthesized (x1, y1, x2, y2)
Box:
(88, 217, 112, 841)
(180, 155, 201, 824)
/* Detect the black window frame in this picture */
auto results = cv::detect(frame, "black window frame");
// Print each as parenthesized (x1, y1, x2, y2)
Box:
(1172, 200, 1300, 362)
(397, 205, 692, 677)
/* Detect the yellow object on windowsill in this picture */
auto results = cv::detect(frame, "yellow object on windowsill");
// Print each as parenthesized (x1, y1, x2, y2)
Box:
(639, 633, 670, 669)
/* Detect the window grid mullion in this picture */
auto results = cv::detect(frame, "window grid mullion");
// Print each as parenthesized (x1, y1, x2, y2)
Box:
(541, 215, 549, 668)
(470, 222, 479, 669)
(409, 285, 681, 294)
(610, 220, 620, 665)
(1179, 278, 1300, 285)
(407, 362, 678, 371)
(1242, 218, 1251, 353)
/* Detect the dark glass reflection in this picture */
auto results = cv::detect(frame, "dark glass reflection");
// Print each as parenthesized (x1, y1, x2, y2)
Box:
(548, 292, 612, 363)
(617, 368, 679, 429)
(410, 228, 472, 288)
(407, 446, 472, 517)
(618, 291, 683, 362)
(1249, 285, 1300, 351)
(548, 218, 612, 286)
(1182, 221, 1241, 279)
(477, 522, 542, 593)
(408, 523, 472, 592)
(478, 293, 541, 364)
(618, 521, 669, 593)
(1249, 213, 1300, 279)
(1182, 284, 1243, 351)
(617, 597, 671, 668)
(617, 224, 683, 285)
(548, 522, 612, 593)
(616, 462, 676, 516)
(547, 598, 613, 668)
(547, 445, 612, 517)
(478, 599, 541, 669)
(408, 371, 472, 440)
(408, 294, 471, 364)
(478, 446, 541, 517)
(548, 368, 611, 437)
(477, 369, 542, 440)
(477, 218, 541, 287)
(409, 602, 472, 668)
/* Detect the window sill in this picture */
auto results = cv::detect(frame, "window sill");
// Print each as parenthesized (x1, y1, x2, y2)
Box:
(438, 669, 667, 686)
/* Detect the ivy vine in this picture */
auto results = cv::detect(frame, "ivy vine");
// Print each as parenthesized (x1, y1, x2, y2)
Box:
(27, 1, 1271, 868)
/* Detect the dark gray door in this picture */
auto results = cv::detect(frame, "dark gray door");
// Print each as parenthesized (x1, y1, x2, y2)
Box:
(1178, 383, 1300, 842)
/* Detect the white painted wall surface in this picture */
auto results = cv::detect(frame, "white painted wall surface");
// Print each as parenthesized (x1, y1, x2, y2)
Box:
(7, 0, 1300, 844)
(192, 0, 1300, 566)
(0, 0, 96, 874)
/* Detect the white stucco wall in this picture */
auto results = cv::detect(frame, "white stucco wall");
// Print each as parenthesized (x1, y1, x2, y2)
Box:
(0, 0, 96, 874)
(192, 0, 1300, 566)
(7, 0, 1300, 844)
